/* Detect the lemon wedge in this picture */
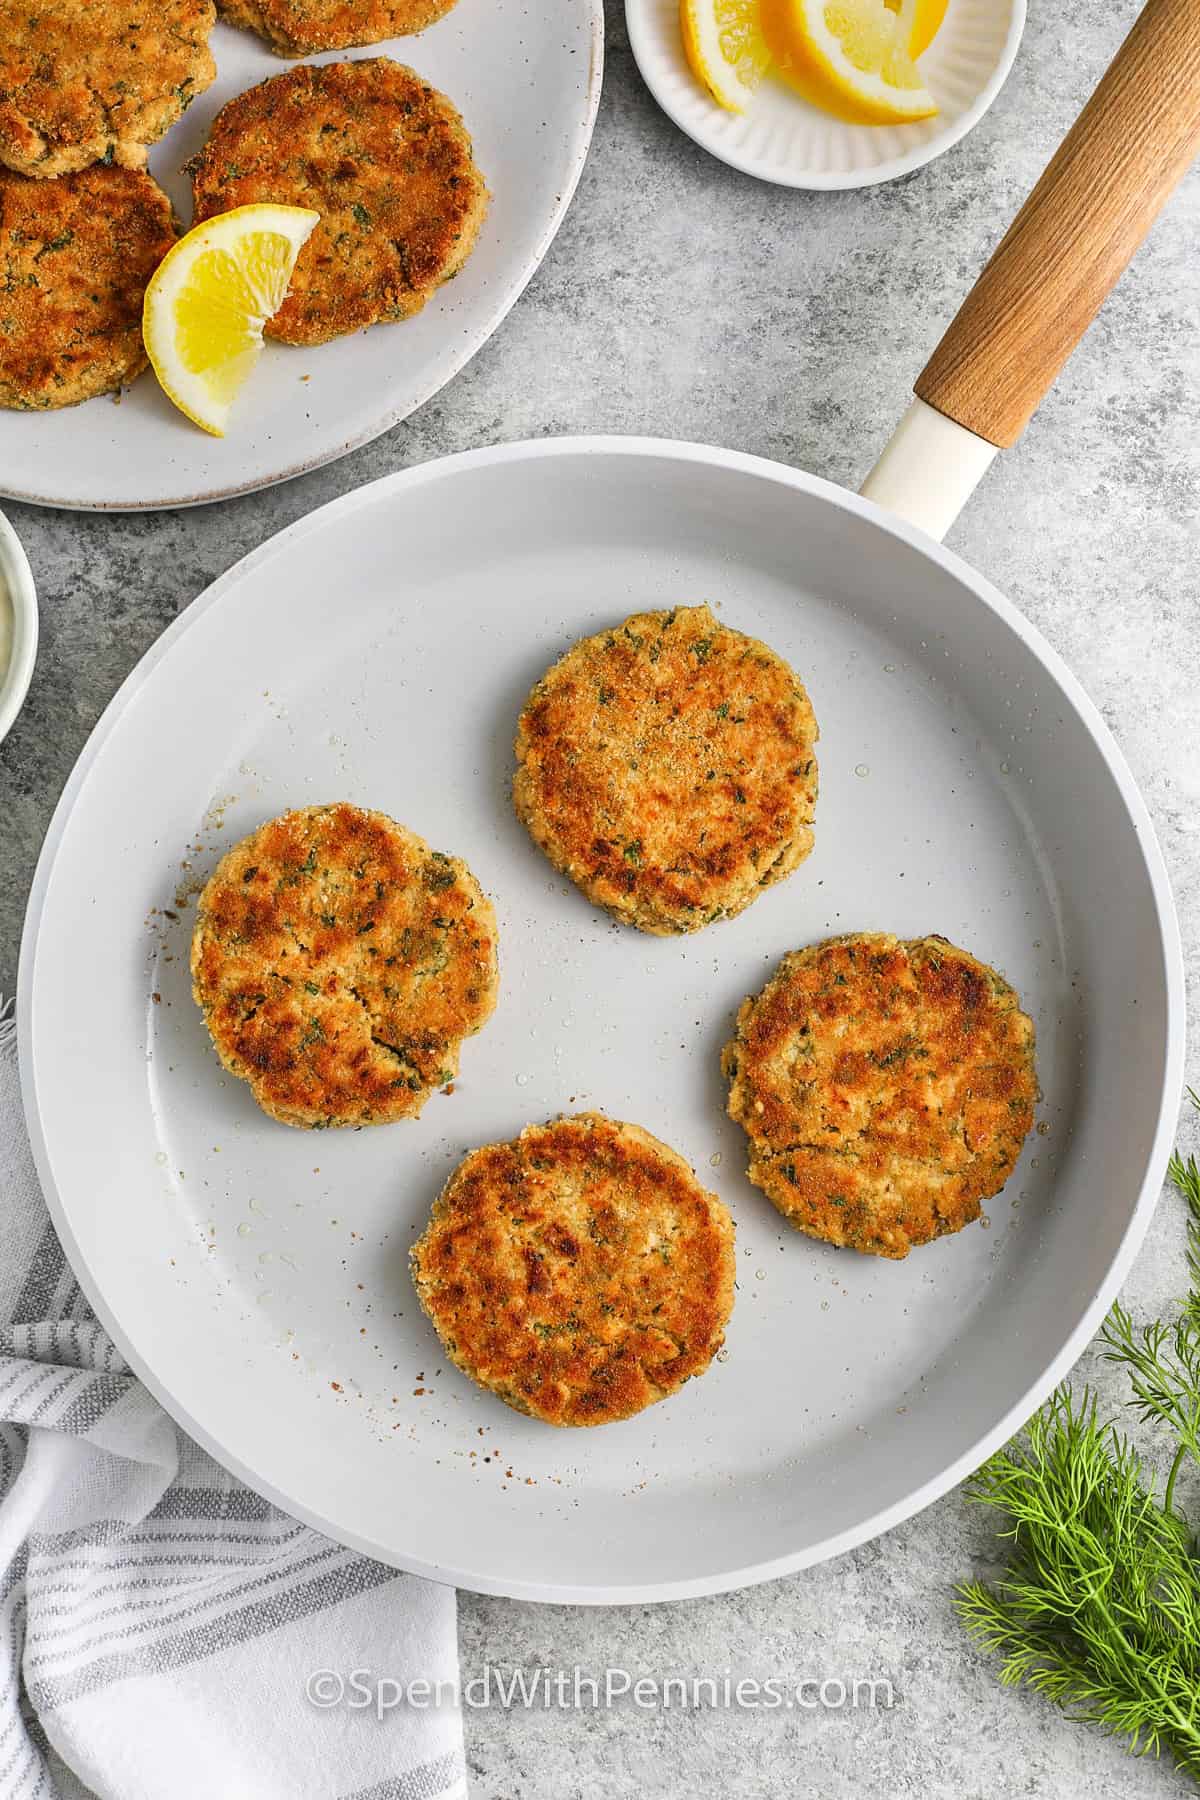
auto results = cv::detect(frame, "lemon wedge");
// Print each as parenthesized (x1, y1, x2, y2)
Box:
(761, 0, 939, 125)
(143, 204, 320, 437)
(681, 0, 772, 113)
(893, 0, 948, 57)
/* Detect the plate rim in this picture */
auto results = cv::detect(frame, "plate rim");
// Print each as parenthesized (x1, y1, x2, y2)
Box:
(625, 0, 1027, 192)
(1, 6, 605, 514)
(18, 434, 1186, 1602)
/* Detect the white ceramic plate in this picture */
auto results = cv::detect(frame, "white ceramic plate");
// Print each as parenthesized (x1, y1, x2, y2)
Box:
(627, 0, 1024, 189)
(20, 439, 1182, 1602)
(0, 3, 602, 511)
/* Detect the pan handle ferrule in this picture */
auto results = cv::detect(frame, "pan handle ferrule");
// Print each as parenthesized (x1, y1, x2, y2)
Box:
(859, 399, 997, 542)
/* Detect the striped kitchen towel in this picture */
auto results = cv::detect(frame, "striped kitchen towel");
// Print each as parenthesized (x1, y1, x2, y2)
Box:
(0, 1001, 466, 1800)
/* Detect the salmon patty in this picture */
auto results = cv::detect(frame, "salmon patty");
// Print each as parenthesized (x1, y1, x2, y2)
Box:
(411, 1114, 736, 1426)
(190, 803, 498, 1129)
(218, 0, 459, 57)
(189, 59, 488, 347)
(513, 605, 819, 936)
(723, 933, 1037, 1259)
(0, 164, 175, 410)
(0, 0, 215, 178)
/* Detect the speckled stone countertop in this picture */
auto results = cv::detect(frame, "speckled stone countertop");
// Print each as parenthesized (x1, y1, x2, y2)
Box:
(3, 1, 1199, 1794)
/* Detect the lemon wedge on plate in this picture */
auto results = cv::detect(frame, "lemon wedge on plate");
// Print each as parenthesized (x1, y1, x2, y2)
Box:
(894, 0, 948, 57)
(681, 0, 772, 112)
(761, 0, 939, 124)
(143, 204, 320, 437)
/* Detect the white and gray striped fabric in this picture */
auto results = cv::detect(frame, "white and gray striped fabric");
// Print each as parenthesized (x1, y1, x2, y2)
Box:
(0, 1004, 466, 1800)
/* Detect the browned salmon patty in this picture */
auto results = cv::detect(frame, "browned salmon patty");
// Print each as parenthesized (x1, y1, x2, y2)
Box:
(723, 933, 1037, 1259)
(190, 803, 498, 1129)
(411, 1113, 736, 1426)
(189, 59, 488, 347)
(513, 605, 819, 936)
(0, 164, 175, 410)
(218, 0, 459, 56)
(0, 0, 215, 178)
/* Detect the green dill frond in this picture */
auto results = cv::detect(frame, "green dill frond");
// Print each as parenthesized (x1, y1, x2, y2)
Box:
(1172, 1141, 1200, 1304)
(960, 1388, 1200, 1775)
(1098, 1111, 1200, 1480)
(960, 1110, 1200, 1785)
(1174, 1086, 1200, 1301)
(1100, 1302, 1200, 1475)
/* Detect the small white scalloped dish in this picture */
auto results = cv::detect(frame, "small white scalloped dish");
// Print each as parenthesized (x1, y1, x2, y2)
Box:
(627, 0, 1025, 190)
(0, 512, 37, 748)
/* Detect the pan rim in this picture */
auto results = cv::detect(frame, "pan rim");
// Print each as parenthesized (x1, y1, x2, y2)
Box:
(17, 433, 1186, 1603)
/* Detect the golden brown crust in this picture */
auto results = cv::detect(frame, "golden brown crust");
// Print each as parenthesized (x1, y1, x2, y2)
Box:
(410, 1114, 736, 1426)
(722, 934, 1037, 1259)
(513, 605, 819, 936)
(190, 804, 498, 1129)
(0, 165, 175, 410)
(0, 0, 215, 178)
(189, 59, 488, 348)
(217, 0, 458, 56)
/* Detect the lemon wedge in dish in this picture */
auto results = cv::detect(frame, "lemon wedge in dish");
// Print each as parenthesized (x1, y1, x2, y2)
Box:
(143, 203, 319, 437)
(761, 0, 939, 124)
(894, 0, 948, 57)
(680, 0, 772, 112)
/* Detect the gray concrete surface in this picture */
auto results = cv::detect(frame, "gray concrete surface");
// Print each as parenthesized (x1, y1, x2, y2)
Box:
(3, 1, 1199, 1794)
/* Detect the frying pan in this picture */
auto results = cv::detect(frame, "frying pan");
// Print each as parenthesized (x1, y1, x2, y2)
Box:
(17, 0, 1193, 1602)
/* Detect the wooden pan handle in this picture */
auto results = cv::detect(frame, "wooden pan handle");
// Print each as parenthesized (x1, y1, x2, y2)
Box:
(915, 0, 1200, 450)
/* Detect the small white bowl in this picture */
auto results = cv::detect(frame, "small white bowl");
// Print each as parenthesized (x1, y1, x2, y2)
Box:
(626, 0, 1026, 190)
(0, 511, 38, 747)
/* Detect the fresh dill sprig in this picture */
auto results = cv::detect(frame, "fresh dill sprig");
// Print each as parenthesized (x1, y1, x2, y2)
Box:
(958, 1089, 1200, 1780)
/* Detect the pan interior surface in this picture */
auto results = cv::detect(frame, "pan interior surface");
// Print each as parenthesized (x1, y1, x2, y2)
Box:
(20, 442, 1178, 1601)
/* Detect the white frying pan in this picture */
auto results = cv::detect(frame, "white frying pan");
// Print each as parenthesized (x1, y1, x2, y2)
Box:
(17, 0, 1192, 1602)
